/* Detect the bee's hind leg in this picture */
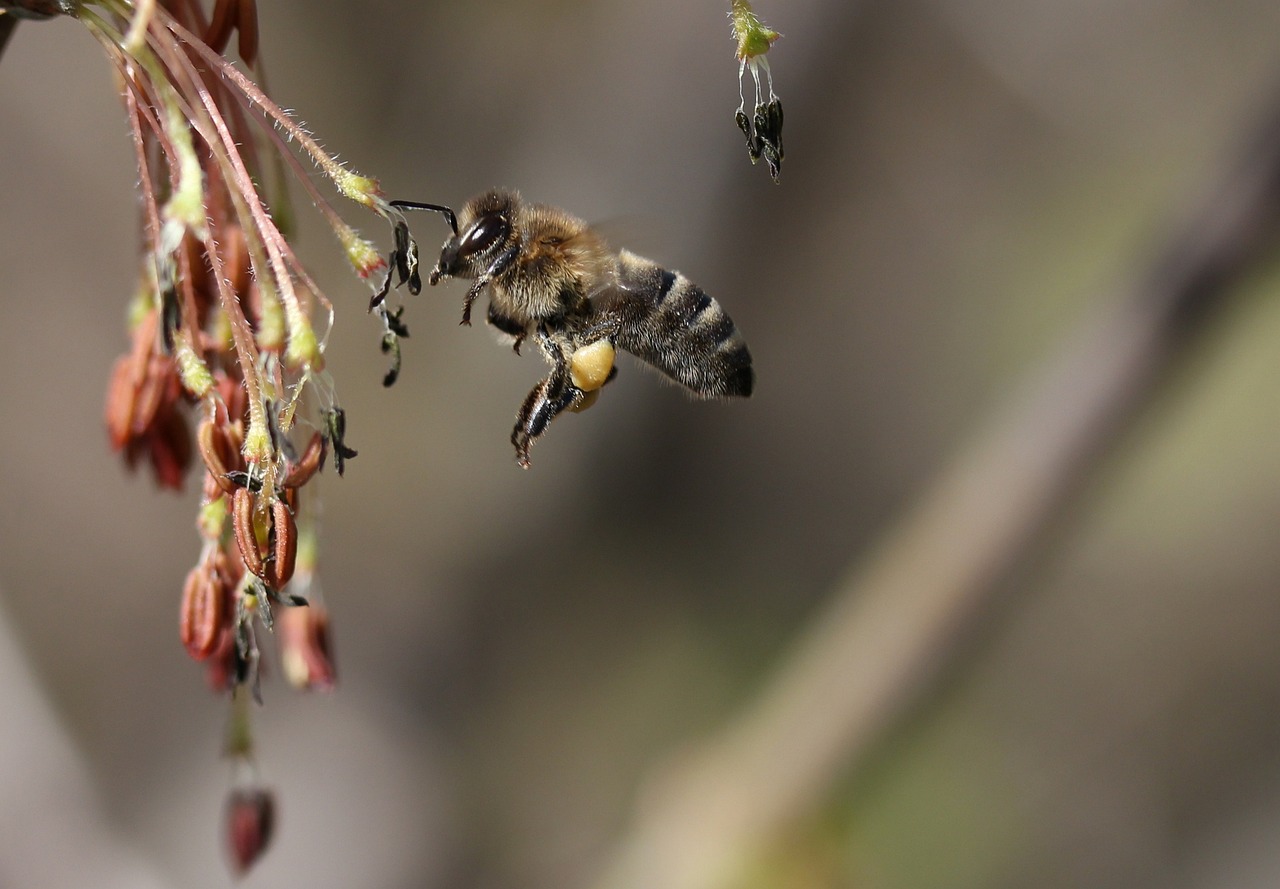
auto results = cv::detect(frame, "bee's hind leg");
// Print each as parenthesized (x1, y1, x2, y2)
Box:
(511, 366, 585, 469)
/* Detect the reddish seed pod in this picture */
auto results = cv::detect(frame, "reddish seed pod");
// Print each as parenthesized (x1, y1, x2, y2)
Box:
(223, 224, 251, 298)
(282, 431, 325, 488)
(148, 407, 193, 491)
(203, 624, 237, 693)
(214, 374, 250, 428)
(104, 355, 137, 450)
(279, 605, 336, 691)
(265, 498, 297, 589)
(196, 419, 233, 496)
(224, 786, 275, 876)
(128, 355, 174, 437)
(205, 0, 236, 54)
(202, 469, 224, 504)
(237, 0, 260, 67)
(231, 487, 266, 578)
(179, 558, 228, 661)
(179, 230, 211, 307)
(196, 419, 240, 496)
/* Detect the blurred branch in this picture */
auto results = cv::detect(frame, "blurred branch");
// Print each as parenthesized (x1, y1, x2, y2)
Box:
(591, 87, 1280, 889)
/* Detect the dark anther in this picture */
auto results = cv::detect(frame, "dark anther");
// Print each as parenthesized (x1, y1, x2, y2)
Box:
(225, 470, 264, 492)
(736, 98, 784, 182)
(766, 98, 784, 161)
(381, 332, 402, 387)
(265, 398, 299, 464)
(376, 304, 408, 387)
(323, 407, 358, 476)
(751, 100, 784, 183)
(160, 283, 181, 354)
(372, 220, 417, 310)
(384, 304, 410, 338)
(735, 109, 755, 154)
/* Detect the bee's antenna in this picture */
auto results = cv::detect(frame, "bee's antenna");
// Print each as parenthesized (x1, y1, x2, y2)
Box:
(390, 200, 458, 236)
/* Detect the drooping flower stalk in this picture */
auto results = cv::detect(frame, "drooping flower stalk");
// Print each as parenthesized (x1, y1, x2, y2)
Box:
(62, 0, 424, 874)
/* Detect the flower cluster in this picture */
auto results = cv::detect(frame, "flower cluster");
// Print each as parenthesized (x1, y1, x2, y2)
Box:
(62, 0, 424, 873)
(729, 0, 784, 183)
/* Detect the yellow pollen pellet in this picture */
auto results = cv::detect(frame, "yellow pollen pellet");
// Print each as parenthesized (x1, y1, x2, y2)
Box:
(569, 340, 615, 392)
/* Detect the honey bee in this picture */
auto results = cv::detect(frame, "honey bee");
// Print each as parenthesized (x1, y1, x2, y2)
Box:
(392, 189, 754, 467)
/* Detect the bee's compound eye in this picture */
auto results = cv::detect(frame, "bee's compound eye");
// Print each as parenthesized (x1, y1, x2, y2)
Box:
(457, 213, 508, 259)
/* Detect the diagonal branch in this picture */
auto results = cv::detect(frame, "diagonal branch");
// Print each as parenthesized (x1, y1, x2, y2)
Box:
(590, 86, 1280, 889)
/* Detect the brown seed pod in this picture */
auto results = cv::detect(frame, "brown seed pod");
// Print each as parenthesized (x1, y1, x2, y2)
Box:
(224, 786, 275, 876)
(128, 355, 174, 437)
(282, 431, 325, 488)
(231, 487, 266, 578)
(236, 0, 260, 67)
(179, 557, 228, 661)
(280, 605, 336, 691)
(104, 355, 138, 450)
(264, 497, 297, 590)
(196, 419, 235, 496)
(196, 418, 244, 497)
(148, 406, 192, 491)
(215, 374, 250, 428)
(223, 224, 251, 298)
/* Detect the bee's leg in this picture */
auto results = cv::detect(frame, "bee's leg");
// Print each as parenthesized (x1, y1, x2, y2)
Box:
(532, 323, 571, 364)
(460, 280, 484, 327)
(486, 304, 527, 355)
(511, 365, 584, 469)
(581, 312, 623, 342)
(461, 246, 520, 326)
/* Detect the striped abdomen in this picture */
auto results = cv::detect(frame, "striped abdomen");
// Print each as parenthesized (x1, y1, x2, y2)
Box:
(596, 250, 754, 398)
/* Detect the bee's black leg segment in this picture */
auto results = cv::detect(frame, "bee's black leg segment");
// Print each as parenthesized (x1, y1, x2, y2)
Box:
(581, 312, 623, 343)
(511, 367, 583, 469)
(461, 279, 484, 326)
(388, 200, 459, 236)
(484, 304, 527, 354)
(533, 323, 571, 364)
(464, 245, 521, 325)
(459, 245, 519, 326)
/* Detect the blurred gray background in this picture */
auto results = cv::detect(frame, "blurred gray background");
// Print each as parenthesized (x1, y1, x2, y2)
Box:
(3, 1, 1280, 887)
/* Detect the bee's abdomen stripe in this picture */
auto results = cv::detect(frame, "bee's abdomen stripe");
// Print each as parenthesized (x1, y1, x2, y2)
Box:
(612, 252, 754, 398)
(690, 291, 712, 319)
(656, 269, 678, 305)
(706, 312, 737, 346)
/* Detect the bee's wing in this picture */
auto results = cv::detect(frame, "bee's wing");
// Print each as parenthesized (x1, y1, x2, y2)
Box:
(589, 251, 753, 398)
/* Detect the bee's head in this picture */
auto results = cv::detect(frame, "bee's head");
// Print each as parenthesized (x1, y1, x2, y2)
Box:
(429, 189, 519, 285)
